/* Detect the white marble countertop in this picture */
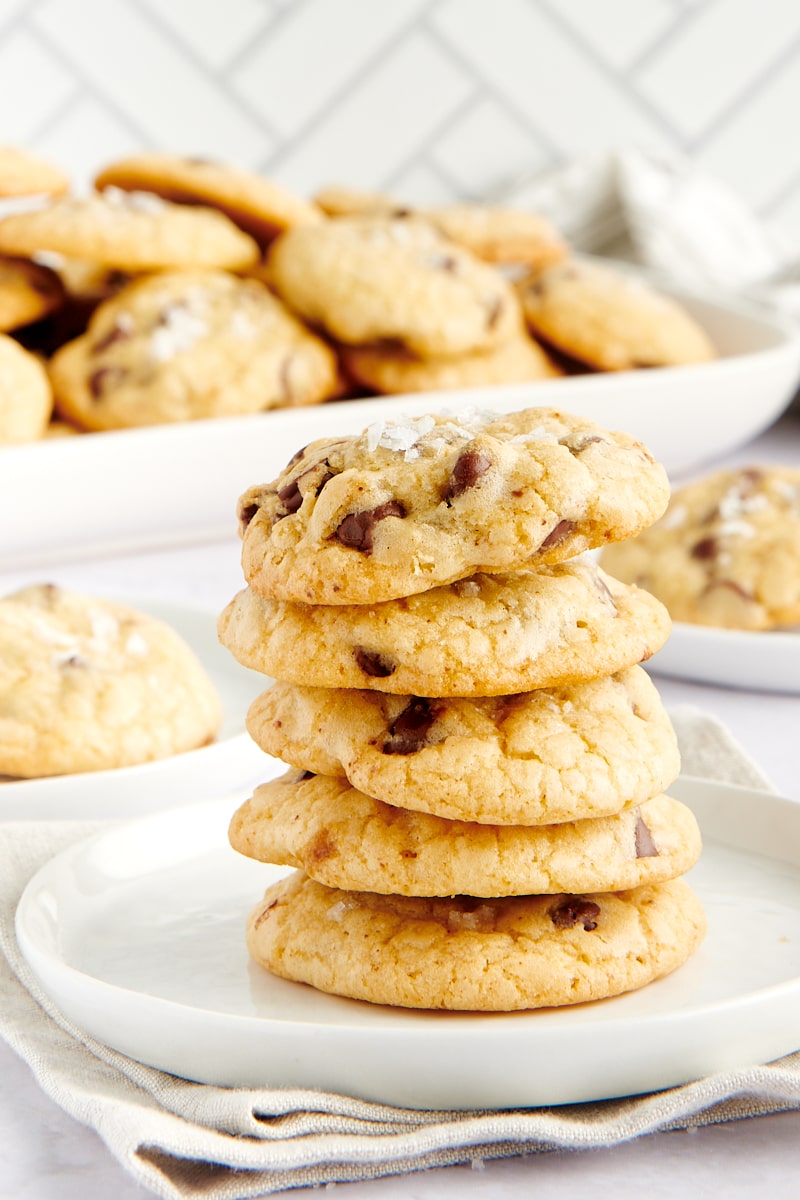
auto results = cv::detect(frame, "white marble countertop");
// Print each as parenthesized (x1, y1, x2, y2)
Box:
(1, 416, 800, 1198)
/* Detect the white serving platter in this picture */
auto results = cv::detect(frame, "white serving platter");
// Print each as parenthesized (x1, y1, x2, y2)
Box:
(0, 598, 271, 820)
(1, 283, 798, 570)
(15, 776, 800, 1110)
(648, 622, 800, 694)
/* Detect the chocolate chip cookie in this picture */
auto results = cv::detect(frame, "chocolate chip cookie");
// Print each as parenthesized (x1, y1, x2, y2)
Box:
(0, 584, 221, 776)
(0, 188, 259, 272)
(246, 873, 706, 1010)
(218, 560, 671, 697)
(267, 215, 521, 357)
(601, 466, 800, 629)
(245, 666, 680, 824)
(95, 153, 323, 245)
(238, 407, 669, 606)
(518, 258, 716, 370)
(231, 773, 700, 896)
(48, 269, 338, 430)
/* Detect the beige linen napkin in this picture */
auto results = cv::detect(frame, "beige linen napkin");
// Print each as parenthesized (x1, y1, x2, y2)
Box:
(1, 706, 799, 1199)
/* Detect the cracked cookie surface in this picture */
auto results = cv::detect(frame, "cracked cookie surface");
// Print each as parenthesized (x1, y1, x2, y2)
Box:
(218, 560, 671, 697)
(238, 406, 669, 605)
(0, 584, 221, 776)
(48, 269, 338, 430)
(246, 666, 680, 824)
(246, 873, 706, 1009)
(600, 466, 800, 629)
(231, 774, 700, 896)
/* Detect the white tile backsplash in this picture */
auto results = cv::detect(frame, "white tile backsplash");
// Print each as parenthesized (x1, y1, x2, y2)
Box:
(1, 0, 799, 252)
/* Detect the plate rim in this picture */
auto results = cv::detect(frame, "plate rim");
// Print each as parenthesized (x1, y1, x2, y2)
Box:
(13, 774, 800, 1102)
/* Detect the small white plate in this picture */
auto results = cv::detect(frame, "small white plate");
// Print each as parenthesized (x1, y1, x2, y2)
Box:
(0, 598, 271, 820)
(15, 776, 800, 1109)
(2, 282, 799, 571)
(648, 622, 800, 694)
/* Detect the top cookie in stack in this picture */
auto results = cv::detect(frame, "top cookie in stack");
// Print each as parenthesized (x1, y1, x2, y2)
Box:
(235, 406, 670, 606)
(220, 404, 706, 1012)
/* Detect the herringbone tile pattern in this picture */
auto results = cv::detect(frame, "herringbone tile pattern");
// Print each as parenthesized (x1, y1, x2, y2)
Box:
(2, 0, 799, 249)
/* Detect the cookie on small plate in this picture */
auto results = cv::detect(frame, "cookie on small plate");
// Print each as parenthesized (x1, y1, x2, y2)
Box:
(0, 145, 69, 197)
(340, 331, 558, 394)
(231, 773, 701, 896)
(268, 215, 521, 358)
(601, 466, 800, 629)
(218, 561, 671, 697)
(246, 872, 706, 1009)
(0, 584, 222, 777)
(0, 255, 64, 332)
(245, 666, 680, 824)
(0, 188, 259, 272)
(237, 407, 669, 605)
(95, 153, 323, 245)
(518, 259, 715, 370)
(49, 269, 338, 430)
(0, 333, 52, 443)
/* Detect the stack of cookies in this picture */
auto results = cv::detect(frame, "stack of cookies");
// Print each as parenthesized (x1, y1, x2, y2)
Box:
(219, 405, 706, 1011)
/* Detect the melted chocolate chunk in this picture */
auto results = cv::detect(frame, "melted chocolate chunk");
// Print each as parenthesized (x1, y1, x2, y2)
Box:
(92, 322, 131, 354)
(445, 447, 492, 500)
(239, 502, 259, 528)
(691, 536, 718, 561)
(634, 815, 659, 858)
(354, 647, 396, 677)
(550, 898, 601, 931)
(277, 479, 304, 514)
(88, 366, 126, 399)
(485, 296, 504, 329)
(334, 500, 406, 553)
(540, 519, 575, 550)
(382, 697, 444, 755)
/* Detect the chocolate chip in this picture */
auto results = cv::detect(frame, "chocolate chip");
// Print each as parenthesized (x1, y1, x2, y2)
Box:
(92, 322, 131, 354)
(354, 647, 396, 677)
(634, 815, 659, 858)
(382, 697, 444, 755)
(445, 447, 492, 500)
(691, 537, 718, 561)
(294, 770, 316, 782)
(88, 366, 126, 399)
(485, 296, 504, 329)
(560, 434, 604, 455)
(277, 479, 303, 514)
(540, 519, 575, 550)
(309, 830, 337, 862)
(286, 444, 308, 469)
(550, 898, 601, 931)
(239, 502, 259, 528)
(334, 500, 406, 553)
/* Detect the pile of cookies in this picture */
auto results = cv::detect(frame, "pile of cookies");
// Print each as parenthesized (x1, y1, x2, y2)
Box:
(0, 584, 221, 778)
(219, 405, 706, 1011)
(0, 144, 716, 444)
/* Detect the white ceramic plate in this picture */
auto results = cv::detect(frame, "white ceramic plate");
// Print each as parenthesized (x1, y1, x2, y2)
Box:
(0, 598, 271, 820)
(15, 776, 800, 1109)
(648, 622, 800, 694)
(2, 283, 799, 570)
